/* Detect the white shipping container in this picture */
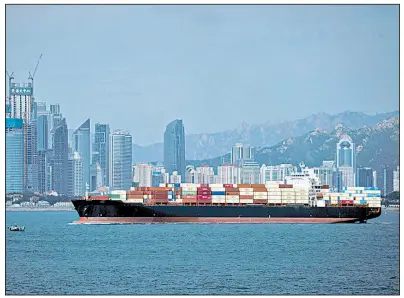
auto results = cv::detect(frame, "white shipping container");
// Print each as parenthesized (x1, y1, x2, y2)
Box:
(295, 199, 309, 203)
(317, 200, 326, 207)
(212, 198, 226, 203)
(368, 203, 381, 208)
(211, 187, 226, 191)
(239, 188, 254, 192)
(240, 199, 254, 204)
(111, 190, 127, 195)
(211, 195, 226, 199)
(254, 195, 268, 200)
(226, 199, 240, 203)
(268, 195, 282, 200)
(127, 198, 144, 203)
(226, 195, 239, 200)
(254, 192, 268, 196)
(268, 199, 282, 204)
(209, 184, 224, 188)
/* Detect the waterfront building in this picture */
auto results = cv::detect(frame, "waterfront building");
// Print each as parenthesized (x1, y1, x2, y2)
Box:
(194, 165, 215, 184)
(6, 118, 24, 193)
(90, 162, 103, 191)
(51, 118, 69, 195)
(164, 119, 186, 179)
(377, 165, 394, 197)
(185, 165, 196, 183)
(93, 123, 110, 187)
(170, 171, 181, 184)
(336, 134, 356, 188)
(393, 166, 399, 192)
(231, 143, 255, 167)
(260, 164, 296, 183)
(67, 152, 83, 197)
(356, 167, 374, 187)
(241, 161, 260, 184)
(217, 163, 240, 184)
(109, 130, 132, 190)
(37, 115, 49, 193)
(73, 119, 91, 194)
(133, 163, 153, 187)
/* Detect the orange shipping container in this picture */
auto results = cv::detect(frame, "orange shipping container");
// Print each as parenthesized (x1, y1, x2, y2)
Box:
(320, 185, 330, 189)
(89, 196, 109, 200)
(253, 199, 267, 204)
(240, 195, 254, 199)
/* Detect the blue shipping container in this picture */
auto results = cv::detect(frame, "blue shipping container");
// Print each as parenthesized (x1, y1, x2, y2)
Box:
(212, 191, 226, 195)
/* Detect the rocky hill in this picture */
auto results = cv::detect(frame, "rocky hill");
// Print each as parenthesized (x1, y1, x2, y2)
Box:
(186, 116, 399, 172)
(133, 110, 398, 163)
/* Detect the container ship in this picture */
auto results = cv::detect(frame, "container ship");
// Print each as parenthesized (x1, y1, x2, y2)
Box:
(72, 170, 382, 224)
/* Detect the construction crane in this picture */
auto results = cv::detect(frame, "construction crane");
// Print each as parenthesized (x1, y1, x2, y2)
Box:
(28, 54, 43, 83)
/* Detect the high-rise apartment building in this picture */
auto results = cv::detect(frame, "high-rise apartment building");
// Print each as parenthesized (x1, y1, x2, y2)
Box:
(231, 143, 255, 167)
(6, 118, 24, 193)
(170, 171, 181, 184)
(241, 161, 260, 184)
(90, 162, 103, 191)
(67, 152, 83, 197)
(37, 115, 49, 193)
(164, 120, 185, 179)
(73, 119, 91, 194)
(109, 130, 132, 190)
(52, 119, 69, 195)
(356, 167, 374, 187)
(217, 164, 240, 184)
(93, 123, 110, 187)
(260, 164, 295, 183)
(318, 161, 335, 188)
(133, 163, 153, 187)
(185, 165, 196, 183)
(194, 165, 215, 184)
(393, 166, 399, 192)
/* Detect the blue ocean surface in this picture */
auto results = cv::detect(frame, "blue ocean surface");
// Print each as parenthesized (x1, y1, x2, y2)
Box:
(6, 210, 400, 295)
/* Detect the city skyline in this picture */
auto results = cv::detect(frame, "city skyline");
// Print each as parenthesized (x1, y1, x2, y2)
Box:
(6, 5, 399, 145)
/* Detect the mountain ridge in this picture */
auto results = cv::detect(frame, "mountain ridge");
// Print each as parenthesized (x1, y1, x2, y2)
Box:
(133, 110, 399, 163)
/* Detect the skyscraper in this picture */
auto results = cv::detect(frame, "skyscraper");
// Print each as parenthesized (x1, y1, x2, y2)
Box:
(93, 123, 110, 187)
(109, 130, 133, 190)
(241, 161, 260, 184)
(336, 135, 356, 188)
(231, 143, 255, 167)
(164, 119, 185, 179)
(377, 165, 394, 197)
(6, 118, 24, 193)
(90, 162, 103, 191)
(73, 119, 91, 194)
(52, 118, 69, 195)
(393, 166, 399, 192)
(356, 167, 374, 187)
(8, 81, 34, 190)
(26, 117, 38, 192)
(218, 164, 240, 184)
(37, 115, 49, 193)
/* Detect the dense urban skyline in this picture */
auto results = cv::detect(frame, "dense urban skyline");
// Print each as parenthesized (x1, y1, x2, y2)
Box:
(6, 5, 399, 145)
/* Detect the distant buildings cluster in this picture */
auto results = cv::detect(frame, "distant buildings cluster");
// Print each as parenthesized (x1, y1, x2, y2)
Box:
(5, 78, 399, 198)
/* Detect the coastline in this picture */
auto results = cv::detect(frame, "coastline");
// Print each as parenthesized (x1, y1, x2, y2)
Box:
(6, 208, 75, 212)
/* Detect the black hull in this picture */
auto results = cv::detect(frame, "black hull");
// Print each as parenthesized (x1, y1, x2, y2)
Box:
(72, 200, 381, 224)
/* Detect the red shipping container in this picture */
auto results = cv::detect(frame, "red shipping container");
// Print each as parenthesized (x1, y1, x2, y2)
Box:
(224, 184, 234, 188)
(199, 184, 209, 188)
(197, 195, 211, 200)
(340, 200, 354, 205)
(321, 185, 330, 189)
(240, 195, 254, 199)
(127, 191, 144, 195)
(197, 191, 211, 195)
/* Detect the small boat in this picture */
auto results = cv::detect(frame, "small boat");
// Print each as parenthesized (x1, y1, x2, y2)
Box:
(8, 225, 25, 232)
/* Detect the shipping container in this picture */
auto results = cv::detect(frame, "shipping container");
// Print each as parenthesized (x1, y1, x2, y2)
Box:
(211, 191, 226, 196)
(253, 199, 267, 204)
(127, 198, 144, 203)
(111, 190, 127, 195)
(89, 196, 109, 200)
(240, 199, 254, 204)
(279, 184, 293, 188)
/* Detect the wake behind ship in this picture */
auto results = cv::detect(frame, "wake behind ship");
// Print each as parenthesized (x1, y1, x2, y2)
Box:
(72, 178, 382, 224)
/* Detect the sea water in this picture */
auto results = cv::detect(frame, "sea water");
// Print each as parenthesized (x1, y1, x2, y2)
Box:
(6, 210, 400, 295)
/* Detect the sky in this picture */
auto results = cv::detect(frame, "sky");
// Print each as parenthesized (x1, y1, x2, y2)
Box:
(6, 5, 399, 146)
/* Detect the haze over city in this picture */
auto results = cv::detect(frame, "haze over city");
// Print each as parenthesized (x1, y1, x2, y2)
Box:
(6, 4, 398, 145)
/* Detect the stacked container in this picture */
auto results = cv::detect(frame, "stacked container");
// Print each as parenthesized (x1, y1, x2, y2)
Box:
(127, 190, 144, 203)
(252, 184, 268, 204)
(239, 185, 254, 204)
(225, 184, 239, 204)
(266, 183, 282, 204)
(294, 185, 310, 205)
(181, 184, 198, 203)
(279, 184, 295, 204)
(197, 186, 212, 204)
(210, 185, 226, 203)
